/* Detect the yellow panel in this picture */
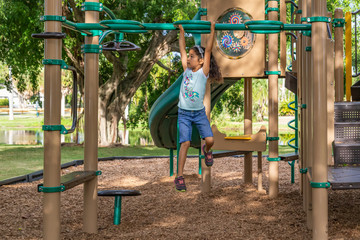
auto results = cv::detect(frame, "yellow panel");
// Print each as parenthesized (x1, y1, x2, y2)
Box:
(202, 0, 265, 78)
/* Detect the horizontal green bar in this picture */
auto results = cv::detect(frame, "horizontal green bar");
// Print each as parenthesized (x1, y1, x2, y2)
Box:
(76, 23, 109, 31)
(38, 185, 65, 193)
(42, 125, 68, 134)
(267, 137, 279, 141)
(63, 21, 312, 32)
(81, 44, 103, 53)
(305, 46, 311, 51)
(310, 181, 330, 188)
(307, 16, 331, 23)
(41, 15, 66, 22)
(265, 71, 281, 75)
(267, 157, 281, 162)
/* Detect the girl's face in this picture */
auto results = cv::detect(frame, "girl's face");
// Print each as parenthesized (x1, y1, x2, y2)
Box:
(187, 49, 203, 71)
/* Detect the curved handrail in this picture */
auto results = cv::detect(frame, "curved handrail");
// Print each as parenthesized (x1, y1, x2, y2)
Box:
(63, 66, 78, 134)
(285, 1, 298, 9)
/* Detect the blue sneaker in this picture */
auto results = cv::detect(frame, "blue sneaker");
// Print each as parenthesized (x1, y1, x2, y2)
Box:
(174, 176, 186, 192)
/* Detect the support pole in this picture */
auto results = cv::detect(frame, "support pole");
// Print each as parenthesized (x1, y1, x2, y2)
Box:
(268, 0, 279, 198)
(304, 0, 313, 229)
(244, 78, 252, 184)
(311, 0, 329, 238)
(201, 80, 211, 193)
(334, 9, 344, 102)
(296, 0, 303, 196)
(83, 0, 99, 233)
(43, 0, 62, 239)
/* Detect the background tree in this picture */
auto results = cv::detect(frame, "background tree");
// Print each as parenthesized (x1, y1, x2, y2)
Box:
(0, 0, 200, 146)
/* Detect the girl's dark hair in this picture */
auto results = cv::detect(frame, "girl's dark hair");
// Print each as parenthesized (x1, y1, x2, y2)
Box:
(191, 46, 223, 84)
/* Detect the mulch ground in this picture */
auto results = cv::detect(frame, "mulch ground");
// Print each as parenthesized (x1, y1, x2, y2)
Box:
(1, 156, 360, 239)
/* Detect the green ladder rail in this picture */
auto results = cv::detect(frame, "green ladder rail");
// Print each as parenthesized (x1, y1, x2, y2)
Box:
(287, 98, 299, 184)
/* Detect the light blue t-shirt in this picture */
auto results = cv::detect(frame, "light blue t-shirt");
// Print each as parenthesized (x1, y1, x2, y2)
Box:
(178, 68, 209, 111)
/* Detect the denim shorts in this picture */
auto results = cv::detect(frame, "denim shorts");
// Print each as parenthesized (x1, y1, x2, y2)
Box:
(178, 107, 213, 144)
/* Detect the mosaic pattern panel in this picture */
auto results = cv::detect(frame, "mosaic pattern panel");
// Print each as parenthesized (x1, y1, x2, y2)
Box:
(216, 8, 255, 59)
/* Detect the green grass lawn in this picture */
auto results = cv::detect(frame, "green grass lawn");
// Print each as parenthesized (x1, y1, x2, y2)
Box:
(0, 113, 72, 129)
(0, 113, 297, 181)
(0, 144, 295, 181)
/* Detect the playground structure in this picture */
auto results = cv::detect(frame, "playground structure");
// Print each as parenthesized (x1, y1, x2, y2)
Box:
(34, 0, 360, 239)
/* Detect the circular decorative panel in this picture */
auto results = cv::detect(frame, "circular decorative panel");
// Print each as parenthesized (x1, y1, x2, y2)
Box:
(216, 8, 255, 59)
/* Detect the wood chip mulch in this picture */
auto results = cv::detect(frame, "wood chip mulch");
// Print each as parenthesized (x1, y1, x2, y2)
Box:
(1, 156, 360, 239)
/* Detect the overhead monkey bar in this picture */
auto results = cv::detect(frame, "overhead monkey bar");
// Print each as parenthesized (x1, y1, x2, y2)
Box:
(61, 19, 312, 33)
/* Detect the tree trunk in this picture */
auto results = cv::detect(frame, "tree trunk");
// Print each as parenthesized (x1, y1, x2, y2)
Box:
(98, 30, 178, 146)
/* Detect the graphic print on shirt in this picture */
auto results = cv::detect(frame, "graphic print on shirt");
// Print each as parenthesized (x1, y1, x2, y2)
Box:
(183, 72, 199, 102)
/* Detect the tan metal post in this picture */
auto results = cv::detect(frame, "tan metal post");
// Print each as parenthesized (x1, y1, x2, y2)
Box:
(296, 0, 304, 196)
(327, 39, 335, 166)
(201, 81, 212, 193)
(307, 0, 314, 229)
(301, 0, 313, 228)
(244, 78, 252, 184)
(268, 0, 279, 198)
(43, 1, 62, 239)
(311, 0, 329, 238)
(83, 0, 99, 233)
(334, 9, 344, 102)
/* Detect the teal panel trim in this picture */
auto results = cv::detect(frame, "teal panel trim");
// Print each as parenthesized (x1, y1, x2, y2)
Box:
(40, 15, 66, 22)
(81, 2, 104, 12)
(42, 125, 68, 135)
(310, 181, 330, 188)
(297, 10, 302, 14)
(305, 46, 312, 51)
(300, 168, 308, 174)
(267, 157, 281, 162)
(38, 184, 65, 193)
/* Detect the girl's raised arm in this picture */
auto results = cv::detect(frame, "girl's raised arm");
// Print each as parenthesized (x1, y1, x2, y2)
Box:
(178, 25, 188, 72)
(202, 21, 215, 77)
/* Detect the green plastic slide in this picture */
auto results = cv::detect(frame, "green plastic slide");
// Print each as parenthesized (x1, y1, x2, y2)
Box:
(149, 73, 237, 149)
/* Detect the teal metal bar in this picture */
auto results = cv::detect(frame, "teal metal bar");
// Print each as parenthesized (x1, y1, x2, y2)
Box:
(62, 21, 312, 32)
(170, 149, 174, 177)
(176, 121, 180, 175)
(198, 148, 202, 175)
(114, 196, 122, 225)
(287, 96, 299, 184)
(103, 6, 117, 20)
